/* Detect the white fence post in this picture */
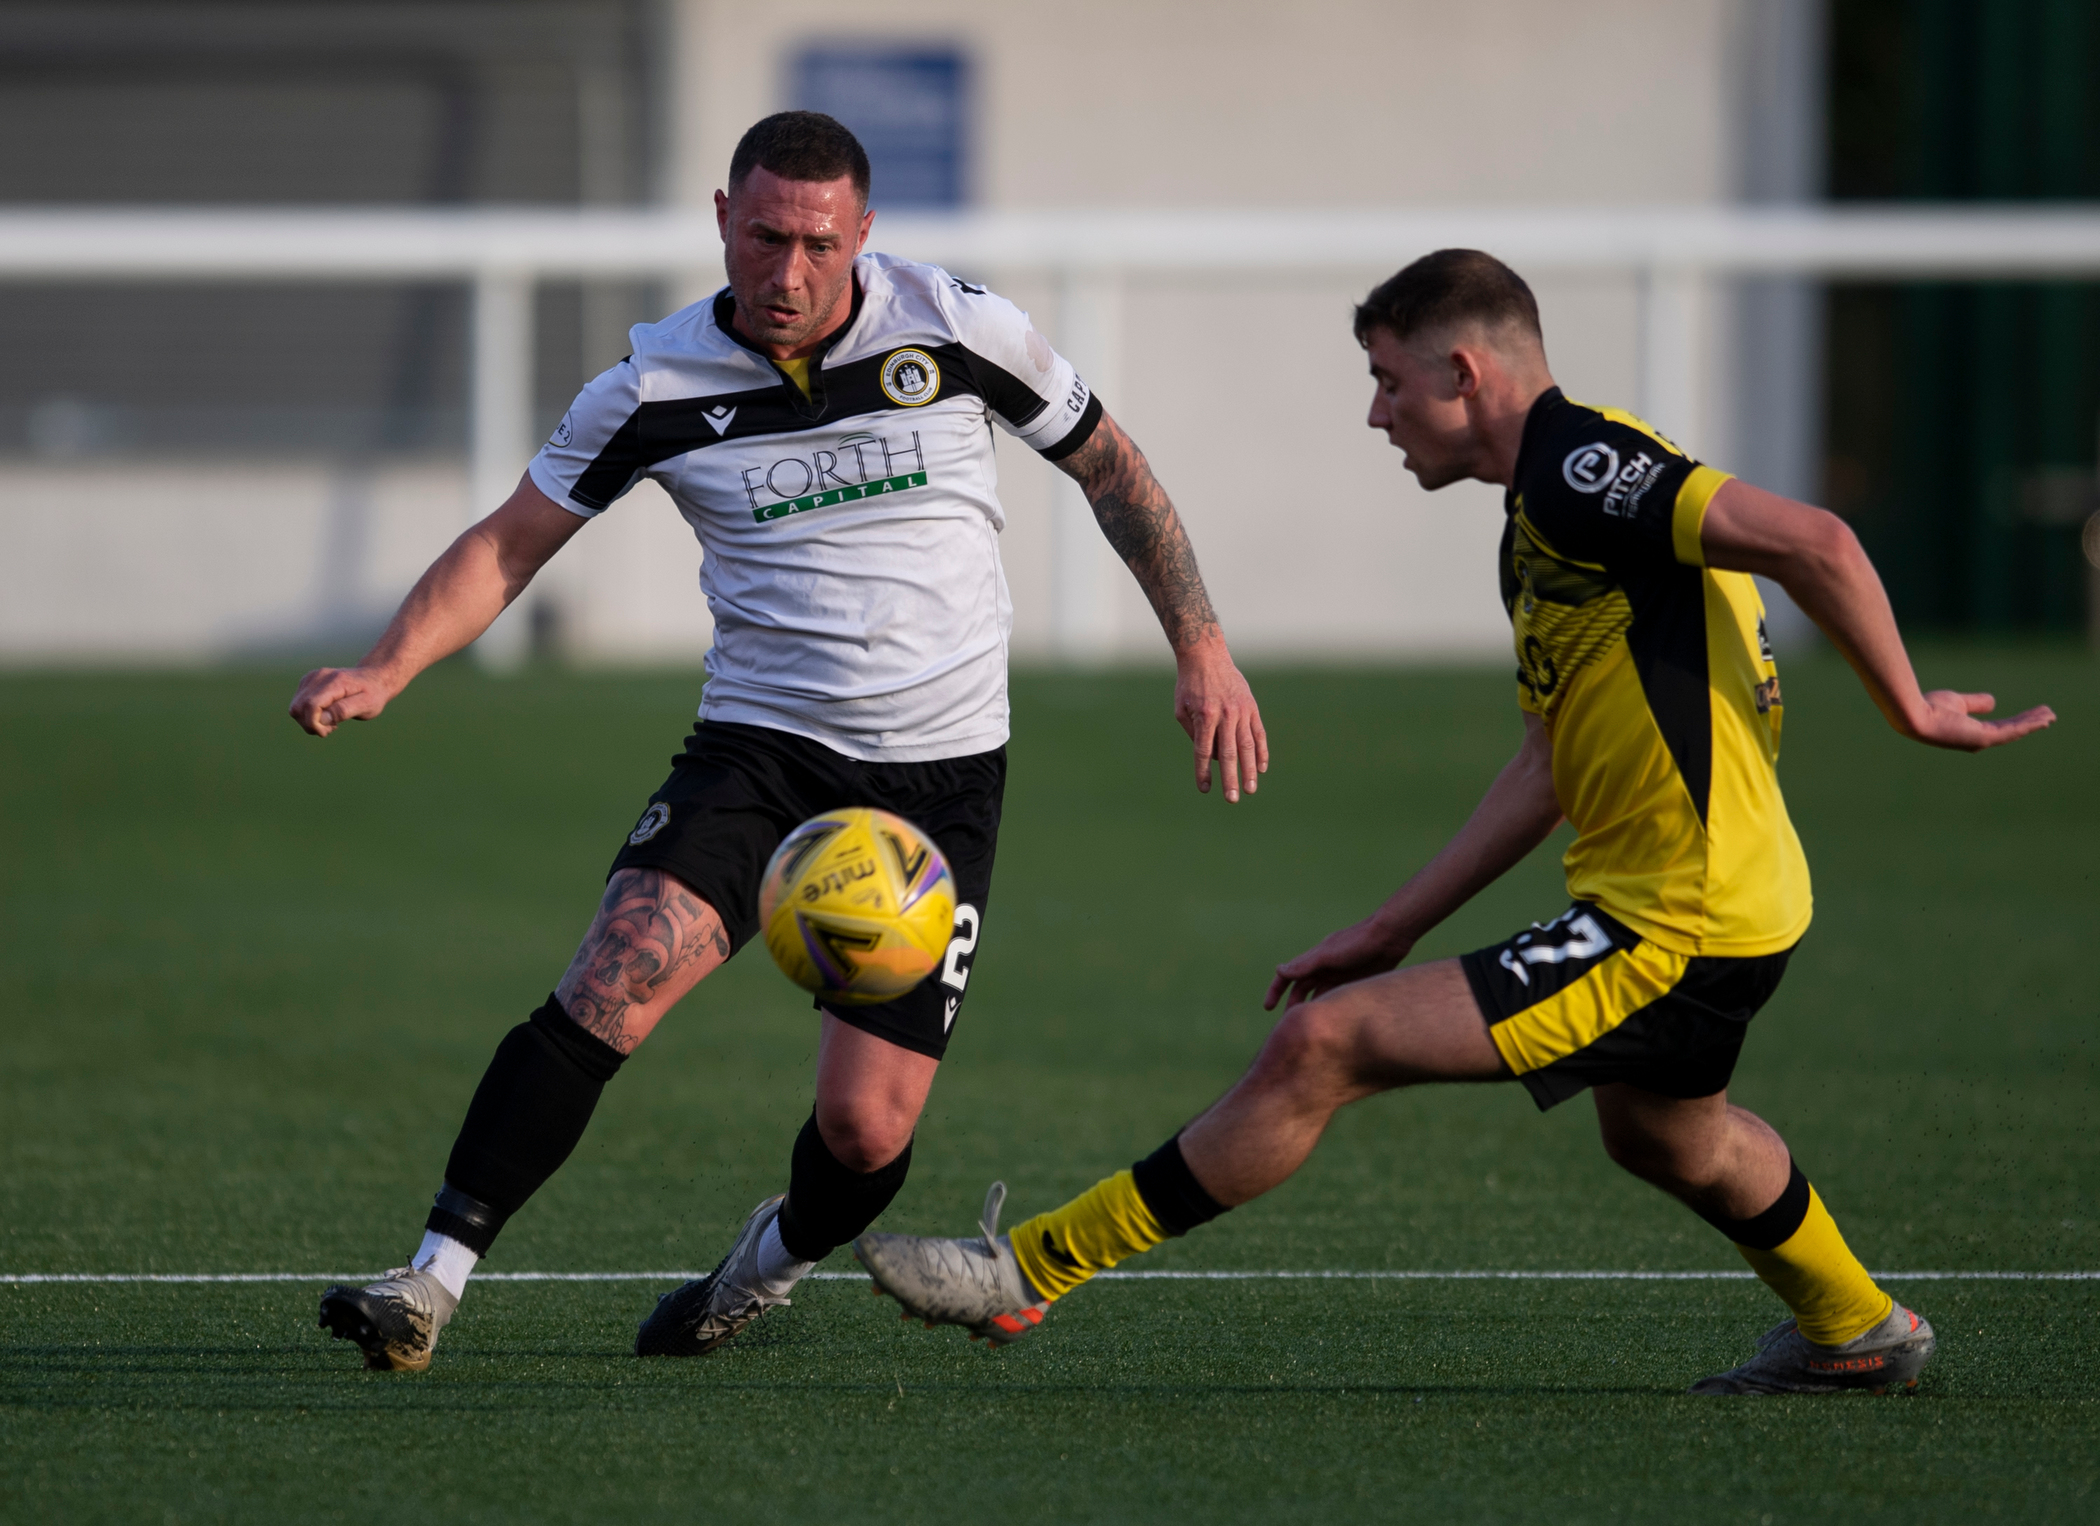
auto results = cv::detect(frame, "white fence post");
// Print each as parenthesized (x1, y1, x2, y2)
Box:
(1635, 264, 1700, 446)
(470, 267, 536, 671)
(1053, 265, 1124, 662)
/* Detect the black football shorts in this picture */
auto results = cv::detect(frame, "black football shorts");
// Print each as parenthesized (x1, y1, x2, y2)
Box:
(608, 720, 1004, 1061)
(1460, 902, 1795, 1111)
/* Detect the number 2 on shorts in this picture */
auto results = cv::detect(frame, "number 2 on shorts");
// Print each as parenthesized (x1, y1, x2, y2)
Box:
(939, 904, 982, 991)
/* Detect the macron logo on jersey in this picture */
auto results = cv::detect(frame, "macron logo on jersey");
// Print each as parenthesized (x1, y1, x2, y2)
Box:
(702, 404, 736, 436)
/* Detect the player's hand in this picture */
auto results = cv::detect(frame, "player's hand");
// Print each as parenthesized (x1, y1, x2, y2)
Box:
(1899, 689, 2055, 752)
(1174, 634, 1269, 803)
(288, 665, 396, 737)
(1265, 917, 1411, 1011)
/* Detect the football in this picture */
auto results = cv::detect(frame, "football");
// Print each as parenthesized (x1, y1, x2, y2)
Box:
(757, 807, 957, 1004)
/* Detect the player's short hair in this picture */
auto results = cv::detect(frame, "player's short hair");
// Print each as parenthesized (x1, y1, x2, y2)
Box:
(728, 111, 872, 205)
(1353, 249, 1543, 350)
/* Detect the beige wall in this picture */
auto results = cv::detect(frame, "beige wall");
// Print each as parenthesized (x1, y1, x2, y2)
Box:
(667, 0, 1742, 209)
(653, 0, 1752, 661)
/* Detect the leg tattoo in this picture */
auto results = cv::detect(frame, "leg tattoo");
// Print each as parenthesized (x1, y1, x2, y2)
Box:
(555, 869, 731, 1053)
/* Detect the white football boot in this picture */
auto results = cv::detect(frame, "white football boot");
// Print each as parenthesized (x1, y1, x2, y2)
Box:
(318, 1266, 460, 1373)
(634, 1194, 793, 1357)
(1690, 1301, 1935, 1395)
(854, 1182, 1052, 1346)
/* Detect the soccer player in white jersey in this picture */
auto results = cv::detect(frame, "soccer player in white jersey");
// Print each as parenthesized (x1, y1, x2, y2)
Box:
(291, 112, 1268, 1372)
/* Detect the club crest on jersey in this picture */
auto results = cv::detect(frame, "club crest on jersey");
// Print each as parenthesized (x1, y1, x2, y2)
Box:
(628, 802, 671, 845)
(880, 349, 941, 407)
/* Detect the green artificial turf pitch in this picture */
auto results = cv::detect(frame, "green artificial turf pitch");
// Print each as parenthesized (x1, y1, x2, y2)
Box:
(2, 652, 2096, 1522)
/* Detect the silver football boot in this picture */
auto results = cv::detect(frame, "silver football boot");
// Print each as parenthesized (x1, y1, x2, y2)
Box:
(854, 1182, 1052, 1346)
(1690, 1301, 1935, 1395)
(318, 1266, 460, 1372)
(635, 1194, 794, 1357)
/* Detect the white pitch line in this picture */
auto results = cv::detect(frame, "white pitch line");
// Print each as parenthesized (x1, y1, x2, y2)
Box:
(3, 1269, 2096, 1285)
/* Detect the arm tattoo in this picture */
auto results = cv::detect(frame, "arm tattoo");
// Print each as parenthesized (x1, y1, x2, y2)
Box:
(554, 868, 731, 1053)
(1055, 413, 1220, 651)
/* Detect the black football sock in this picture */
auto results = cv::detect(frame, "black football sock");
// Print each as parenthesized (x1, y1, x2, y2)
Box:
(1129, 1133, 1229, 1236)
(773, 1110, 914, 1263)
(424, 993, 626, 1256)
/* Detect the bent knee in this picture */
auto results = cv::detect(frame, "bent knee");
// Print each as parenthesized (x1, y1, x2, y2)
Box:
(1599, 1120, 1719, 1192)
(1259, 997, 1365, 1081)
(1598, 1123, 1662, 1178)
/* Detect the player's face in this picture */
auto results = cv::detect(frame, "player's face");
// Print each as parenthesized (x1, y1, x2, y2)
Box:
(716, 167, 875, 356)
(1364, 328, 1477, 491)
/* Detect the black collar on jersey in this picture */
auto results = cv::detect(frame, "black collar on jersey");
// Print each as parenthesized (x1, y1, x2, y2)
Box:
(1504, 385, 1566, 515)
(712, 277, 867, 419)
(568, 280, 1072, 511)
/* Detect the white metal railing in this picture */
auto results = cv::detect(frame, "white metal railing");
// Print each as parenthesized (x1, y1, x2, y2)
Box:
(7, 204, 2098, 661)
(15, 204, 2100, 278)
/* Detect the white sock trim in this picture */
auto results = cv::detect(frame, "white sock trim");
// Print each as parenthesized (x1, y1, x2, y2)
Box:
(412, 1229, 479, 1303)
(754, 1218, 815, 1296)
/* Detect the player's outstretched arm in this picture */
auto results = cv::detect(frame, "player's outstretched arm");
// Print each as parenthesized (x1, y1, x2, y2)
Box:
(1053, 409, 1269, 802)
(1266, 715, 1561, 1010)
(1700, 481, 2055, 752)
(287, 474, 585, 737)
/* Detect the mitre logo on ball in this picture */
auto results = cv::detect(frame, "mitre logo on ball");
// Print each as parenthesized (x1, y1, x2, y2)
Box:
(757, 807, 956, 1003)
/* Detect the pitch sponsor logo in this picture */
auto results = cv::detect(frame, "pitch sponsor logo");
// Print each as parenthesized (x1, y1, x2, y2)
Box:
(1601, 451, 1669, 518)
(879, 348, 941, 407)
(1564, 443, 1618, 494)
(744, 430, 930, 523)
(1565, 442, 1670, 518)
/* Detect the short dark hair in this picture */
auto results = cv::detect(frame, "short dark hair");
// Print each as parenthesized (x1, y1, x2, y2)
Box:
(728, 111, 872, 204)
(1352, 249, 1542, 348)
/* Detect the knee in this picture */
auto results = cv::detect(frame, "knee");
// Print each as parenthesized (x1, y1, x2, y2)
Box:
(1598, 1115, 1717, 1194)
(813, 1098, 914, 1173)
(1597, 1117, 1661, 1179)
(1256, 997, 1361, 1086)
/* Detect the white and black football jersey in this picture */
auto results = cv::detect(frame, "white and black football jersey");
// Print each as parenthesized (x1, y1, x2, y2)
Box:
(529, 252, 1101, 761)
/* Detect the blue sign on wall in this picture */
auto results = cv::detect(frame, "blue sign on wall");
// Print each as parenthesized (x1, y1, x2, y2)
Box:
(791, 46, 968, 209)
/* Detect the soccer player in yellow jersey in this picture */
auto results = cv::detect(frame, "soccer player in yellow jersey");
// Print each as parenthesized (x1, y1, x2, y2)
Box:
(855, 249, 2055, 1394)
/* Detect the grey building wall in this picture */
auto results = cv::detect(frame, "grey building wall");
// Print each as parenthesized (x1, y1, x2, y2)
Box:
(0, 2, 662, 462)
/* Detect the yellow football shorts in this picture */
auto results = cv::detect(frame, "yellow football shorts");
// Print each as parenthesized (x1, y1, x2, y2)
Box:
(1459, 903, 1795, 1110)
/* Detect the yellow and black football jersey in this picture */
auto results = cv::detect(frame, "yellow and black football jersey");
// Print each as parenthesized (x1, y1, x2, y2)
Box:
(1502, 388, 1811, 957)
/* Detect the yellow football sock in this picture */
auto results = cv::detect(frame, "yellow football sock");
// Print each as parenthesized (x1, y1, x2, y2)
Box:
(1008, 1170, 1168, 1301)
(1734, 1184, 1892, 1345)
